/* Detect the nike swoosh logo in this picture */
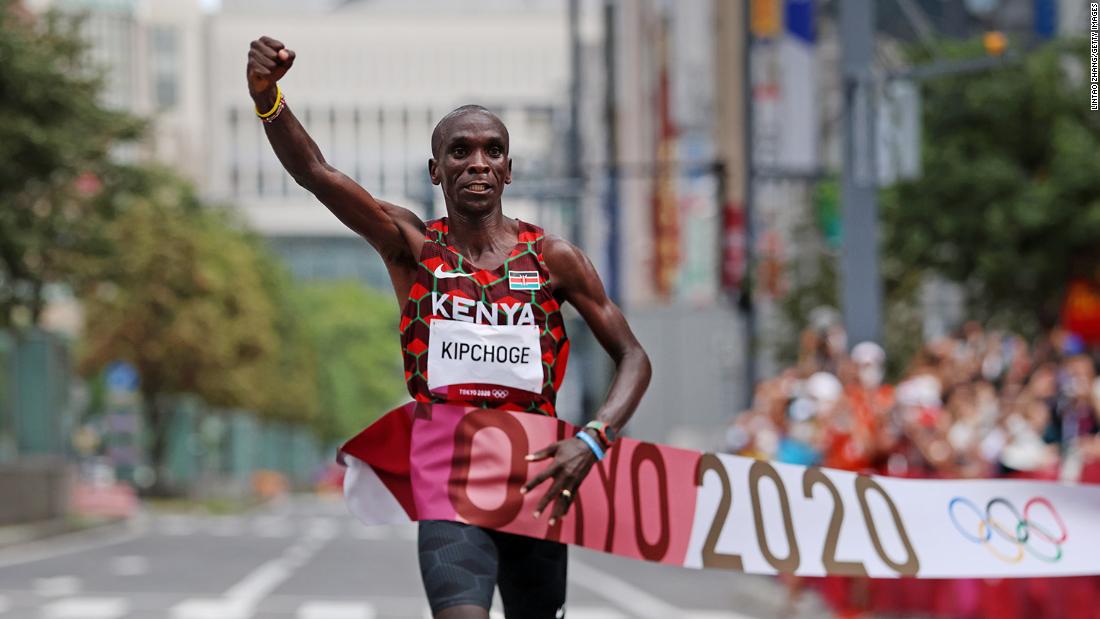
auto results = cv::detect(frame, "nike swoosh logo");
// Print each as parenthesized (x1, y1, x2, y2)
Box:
(433, 264, 472, 279)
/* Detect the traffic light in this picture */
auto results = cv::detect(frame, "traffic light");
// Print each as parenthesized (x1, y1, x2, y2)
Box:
(982, 31, 1007, 56)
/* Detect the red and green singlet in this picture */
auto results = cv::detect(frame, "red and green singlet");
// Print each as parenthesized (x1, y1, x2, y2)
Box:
(399, 218, 570, 417)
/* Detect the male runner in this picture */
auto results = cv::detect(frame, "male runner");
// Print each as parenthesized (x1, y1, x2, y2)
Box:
(247, 37, 652, 619)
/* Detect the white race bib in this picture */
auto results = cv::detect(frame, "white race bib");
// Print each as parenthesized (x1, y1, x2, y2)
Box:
(427, 320, 543, 394)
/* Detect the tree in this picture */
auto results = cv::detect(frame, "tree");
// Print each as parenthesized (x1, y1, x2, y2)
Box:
(0, 3, 142, 327)
(77, 167, 295, 488)
(881, 40, 1100, 335)
(250, 243, 320, 426)
(294, 282, 405, 442)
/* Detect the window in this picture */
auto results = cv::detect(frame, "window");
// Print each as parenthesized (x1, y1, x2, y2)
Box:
(149, 26, 179, 110)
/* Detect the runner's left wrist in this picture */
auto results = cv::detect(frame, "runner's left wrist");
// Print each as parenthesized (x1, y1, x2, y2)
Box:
(574, 430, 606, 461)
(583, 420, 618, 450)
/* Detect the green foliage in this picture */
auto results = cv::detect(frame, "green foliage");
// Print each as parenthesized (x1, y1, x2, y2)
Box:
(248, 242, 320, 425)
(881, 40, 1100, 335)
(78, 168, 279, 411)
(76, 166, 322, 475)
(294, 281, 405, 441)
(0, 3, 142, 326)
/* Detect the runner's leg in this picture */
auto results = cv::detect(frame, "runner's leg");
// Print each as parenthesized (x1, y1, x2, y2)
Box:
(418, 520, 497, 618)
(492, 529, 568, 619)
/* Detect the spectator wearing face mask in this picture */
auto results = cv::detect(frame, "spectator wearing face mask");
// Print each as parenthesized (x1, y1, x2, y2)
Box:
(776, 371, 843, 466)
(837, 342, 894, 472)
(1045, 355, 1099, 482)
(1077, 376, 1100, 483)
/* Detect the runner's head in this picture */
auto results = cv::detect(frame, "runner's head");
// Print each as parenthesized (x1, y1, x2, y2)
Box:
(429, 105, 512, 214)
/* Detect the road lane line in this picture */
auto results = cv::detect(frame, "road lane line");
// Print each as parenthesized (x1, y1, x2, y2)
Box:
(567, 558, 755, 619)
(170, 598, 249, 619)
(223, 560, 292, 607)
(0, 594, 9, 614)
(173, 519, 335, 619)
(109, 555, 149, 576)
(348, 523, 386, 540)
(563, 609, 627, 619)
(0, 519, 143, 569)
(210, 517, 245, 537)
(32, 576, 81, 597)
(297, 600, 376, 619)
(254, 516, 293, 538)
(682, 613, 758, 619)
(41, 597, 129, 619)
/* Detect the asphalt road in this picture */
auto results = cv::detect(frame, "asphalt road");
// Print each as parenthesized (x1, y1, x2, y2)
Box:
(0, 496, 829, 619)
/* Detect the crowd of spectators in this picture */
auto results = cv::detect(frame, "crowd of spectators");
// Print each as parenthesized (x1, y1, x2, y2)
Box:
(725, 317, 1100, 618)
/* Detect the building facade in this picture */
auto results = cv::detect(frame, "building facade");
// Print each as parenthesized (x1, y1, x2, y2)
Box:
(206, 0, 573, 284)
(36, 0, 209, 182)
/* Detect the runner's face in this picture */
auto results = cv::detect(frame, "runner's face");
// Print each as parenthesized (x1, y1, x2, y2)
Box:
(429, 113, 512, 213)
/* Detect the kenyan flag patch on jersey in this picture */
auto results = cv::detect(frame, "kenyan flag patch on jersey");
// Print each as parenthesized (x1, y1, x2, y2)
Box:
(508, 270, 541, 290)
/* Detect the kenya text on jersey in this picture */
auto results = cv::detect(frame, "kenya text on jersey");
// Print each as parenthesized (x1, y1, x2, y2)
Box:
(431, 292, 536, 326)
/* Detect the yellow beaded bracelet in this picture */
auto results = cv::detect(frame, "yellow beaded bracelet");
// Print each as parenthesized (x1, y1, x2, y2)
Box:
(255, 85, 283, 119)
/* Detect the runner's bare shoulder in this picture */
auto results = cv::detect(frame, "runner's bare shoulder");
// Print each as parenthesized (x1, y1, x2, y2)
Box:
(541, 234, 592, 295)
(375, 199, 427, 267)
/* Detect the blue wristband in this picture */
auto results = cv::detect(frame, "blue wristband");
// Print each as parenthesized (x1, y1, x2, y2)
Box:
(575, 430, 605, 461)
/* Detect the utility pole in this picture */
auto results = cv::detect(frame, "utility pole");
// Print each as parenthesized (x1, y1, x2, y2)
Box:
(567, 0, 583, 247)
(839, 0, 883, 346)
(740, 0, 756, 404)
(715, 0, 754, 408)
(603, 0, 620, 304)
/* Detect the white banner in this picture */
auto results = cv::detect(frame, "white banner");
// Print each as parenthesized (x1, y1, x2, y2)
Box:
(688, 454, 1100, 578)
(342, 404, 1100, 578)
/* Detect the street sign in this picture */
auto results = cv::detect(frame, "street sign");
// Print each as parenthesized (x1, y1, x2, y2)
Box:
(105, 361, 139, 393)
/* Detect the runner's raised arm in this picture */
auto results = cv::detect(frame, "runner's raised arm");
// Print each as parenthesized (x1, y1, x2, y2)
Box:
(246, 36, 424, 299)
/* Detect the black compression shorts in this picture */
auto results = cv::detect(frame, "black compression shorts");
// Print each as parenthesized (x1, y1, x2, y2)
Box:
(418, 520, 567, 618)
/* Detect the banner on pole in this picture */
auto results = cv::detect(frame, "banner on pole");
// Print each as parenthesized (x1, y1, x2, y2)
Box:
(340, 403, 1100, 579)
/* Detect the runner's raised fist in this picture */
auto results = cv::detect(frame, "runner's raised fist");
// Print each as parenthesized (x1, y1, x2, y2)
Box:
(247, 36, 295, 97)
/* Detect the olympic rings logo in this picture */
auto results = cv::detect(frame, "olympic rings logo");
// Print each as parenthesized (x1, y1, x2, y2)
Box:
(947, 496, 1068, 564)
(490, 389, 509, 399)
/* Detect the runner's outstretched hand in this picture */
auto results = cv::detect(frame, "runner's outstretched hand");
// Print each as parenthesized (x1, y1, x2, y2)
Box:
(247, 36, 295, 97)
(522, 437, 598, 525)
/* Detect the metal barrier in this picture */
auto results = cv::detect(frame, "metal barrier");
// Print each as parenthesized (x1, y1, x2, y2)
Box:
(1, 329, 327, 499)
(6, 329, 70, 458)
(0, 331, 14, 464)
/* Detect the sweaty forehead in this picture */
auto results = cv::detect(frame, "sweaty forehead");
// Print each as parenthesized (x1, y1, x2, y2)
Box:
(432, 110, 509, 155)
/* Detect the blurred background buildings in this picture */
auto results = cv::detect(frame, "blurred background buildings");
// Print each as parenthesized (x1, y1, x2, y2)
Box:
(5, 0, 1100, 617)
(15, 0, 1099, 451)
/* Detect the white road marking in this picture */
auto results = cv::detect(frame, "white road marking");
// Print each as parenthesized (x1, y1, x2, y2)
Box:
(297, 601, 376, 619)
(306, 517, 338, 539)
(563, 609, 627, 619)
(41, 597, 129, 619)
(33, 576, 81, 597)
(0, 594, 9, 614)
(159, 516, 198, 537)
(109, 555, 149, 576)
(683, 613, 756, 619)
(568, 558, 755, 619)
(171, 598, 250, 619)
(172, 522, 333, 618)
(253, 516, 293, 538)
(223, 560, 294, 608)
(348, 523, 385, 540)
(0, 519, 143, 569)
(210, 517, 245, 537)
(427, 605, 632, 619)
